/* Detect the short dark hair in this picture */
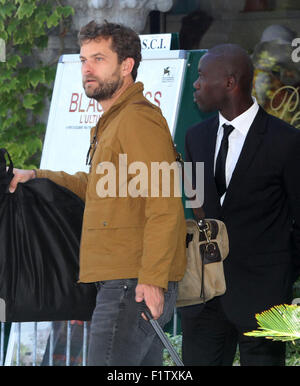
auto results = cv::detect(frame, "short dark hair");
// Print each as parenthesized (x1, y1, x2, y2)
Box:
(78, 20, 142, 81)
(208, 44, 254, 96)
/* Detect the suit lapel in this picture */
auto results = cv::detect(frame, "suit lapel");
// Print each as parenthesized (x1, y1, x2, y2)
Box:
(203, 116, 222, 215)
(221, 107, 268, 212)
(204, 116, 219, 176)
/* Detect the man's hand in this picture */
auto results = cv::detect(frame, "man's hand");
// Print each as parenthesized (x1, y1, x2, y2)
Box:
(135, 283, 164, 320)
(9, 168, 36, 193)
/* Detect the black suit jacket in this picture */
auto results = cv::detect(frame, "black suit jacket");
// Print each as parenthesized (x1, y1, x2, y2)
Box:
(185, 107, 300, 327)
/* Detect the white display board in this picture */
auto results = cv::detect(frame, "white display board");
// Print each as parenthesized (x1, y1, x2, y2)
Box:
(40, 50, 187, 174)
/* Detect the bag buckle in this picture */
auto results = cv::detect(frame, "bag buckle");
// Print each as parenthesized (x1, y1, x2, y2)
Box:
(197, 220, 211, 243)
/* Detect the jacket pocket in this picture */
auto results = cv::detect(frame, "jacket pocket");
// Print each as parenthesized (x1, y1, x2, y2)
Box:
(80, 200, 145, 270)
(83, 197, 146, 230)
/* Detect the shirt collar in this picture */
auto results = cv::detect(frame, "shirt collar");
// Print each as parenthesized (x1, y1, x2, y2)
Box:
(218, 97, 259, 137)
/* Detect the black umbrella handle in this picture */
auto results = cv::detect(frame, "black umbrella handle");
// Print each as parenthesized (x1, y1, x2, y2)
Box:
(140, 301, 184, 366)
(140, 300, 154, 321)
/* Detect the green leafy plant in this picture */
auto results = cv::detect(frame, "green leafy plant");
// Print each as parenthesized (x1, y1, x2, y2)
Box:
(245, 304, 300, 342)
(0, 0, 74, 169)
(163, 333, 182, 366)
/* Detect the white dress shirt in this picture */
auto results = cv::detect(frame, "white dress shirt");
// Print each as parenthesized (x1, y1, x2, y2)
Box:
(214, 97, 259, 204)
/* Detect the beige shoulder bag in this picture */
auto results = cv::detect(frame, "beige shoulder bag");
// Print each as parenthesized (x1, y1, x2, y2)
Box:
(174, 148, 229, 308)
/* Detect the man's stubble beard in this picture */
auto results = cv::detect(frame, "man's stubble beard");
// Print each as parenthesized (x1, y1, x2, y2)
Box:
(83, 72, 124, 102)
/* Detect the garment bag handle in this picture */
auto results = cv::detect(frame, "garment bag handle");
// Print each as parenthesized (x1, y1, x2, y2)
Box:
(0, 148, 14, 193)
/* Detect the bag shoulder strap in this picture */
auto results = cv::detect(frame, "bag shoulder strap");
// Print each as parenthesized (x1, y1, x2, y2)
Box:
(172, 143, 205, 222)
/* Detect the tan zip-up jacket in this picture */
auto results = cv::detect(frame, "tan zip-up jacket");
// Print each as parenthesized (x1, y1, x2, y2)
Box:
(37, 82, 186, 289)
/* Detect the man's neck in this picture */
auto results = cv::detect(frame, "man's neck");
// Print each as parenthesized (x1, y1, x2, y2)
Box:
(100, 77, 134, 113)
(220, 96, 254, 122)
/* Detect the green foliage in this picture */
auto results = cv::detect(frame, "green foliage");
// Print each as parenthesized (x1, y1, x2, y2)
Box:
(286, 340, 300, 365)
(245, 304, 300, 342)
(163, 334, 182, 366)
(0, 0, 74, 168)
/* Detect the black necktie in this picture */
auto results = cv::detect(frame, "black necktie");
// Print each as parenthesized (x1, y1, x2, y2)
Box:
(215, 124, 235, 197)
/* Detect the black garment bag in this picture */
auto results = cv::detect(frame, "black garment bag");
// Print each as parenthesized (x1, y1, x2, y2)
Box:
(0, 148, 96, 322)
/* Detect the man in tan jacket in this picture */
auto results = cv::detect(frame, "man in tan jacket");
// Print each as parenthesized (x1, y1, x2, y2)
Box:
(10, 21, 186, 365)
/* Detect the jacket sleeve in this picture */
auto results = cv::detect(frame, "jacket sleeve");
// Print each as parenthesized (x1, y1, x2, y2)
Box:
(34, 126, 97, 201)
(120, 105, 186, 289)
(36, 169, 88, 202)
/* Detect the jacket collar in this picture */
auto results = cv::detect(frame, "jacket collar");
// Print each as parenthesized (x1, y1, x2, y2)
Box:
(91, 81, 144, 141)
(100, 81, 144, 123)
(88, 82, 144, 161)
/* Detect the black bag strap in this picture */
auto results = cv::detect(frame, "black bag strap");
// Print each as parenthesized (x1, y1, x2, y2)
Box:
(140, 301, 184, 366)
(172, 143, 206, 222)
(0, 148, 14, 193)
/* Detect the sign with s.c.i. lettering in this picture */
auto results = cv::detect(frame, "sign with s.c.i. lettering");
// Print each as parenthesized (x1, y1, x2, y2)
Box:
(140, 34, 172, 51)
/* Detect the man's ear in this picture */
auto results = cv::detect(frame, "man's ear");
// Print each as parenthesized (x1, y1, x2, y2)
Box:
(226, 74, 237, 91)
(121, 57, 135, 77)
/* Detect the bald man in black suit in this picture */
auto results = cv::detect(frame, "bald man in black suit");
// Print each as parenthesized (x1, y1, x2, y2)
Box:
(180, 44, 300, 366)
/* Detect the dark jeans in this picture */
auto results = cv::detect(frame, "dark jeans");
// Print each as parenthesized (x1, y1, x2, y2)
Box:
(179, 298, 286, 366)
(87, 278, 177, 366)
